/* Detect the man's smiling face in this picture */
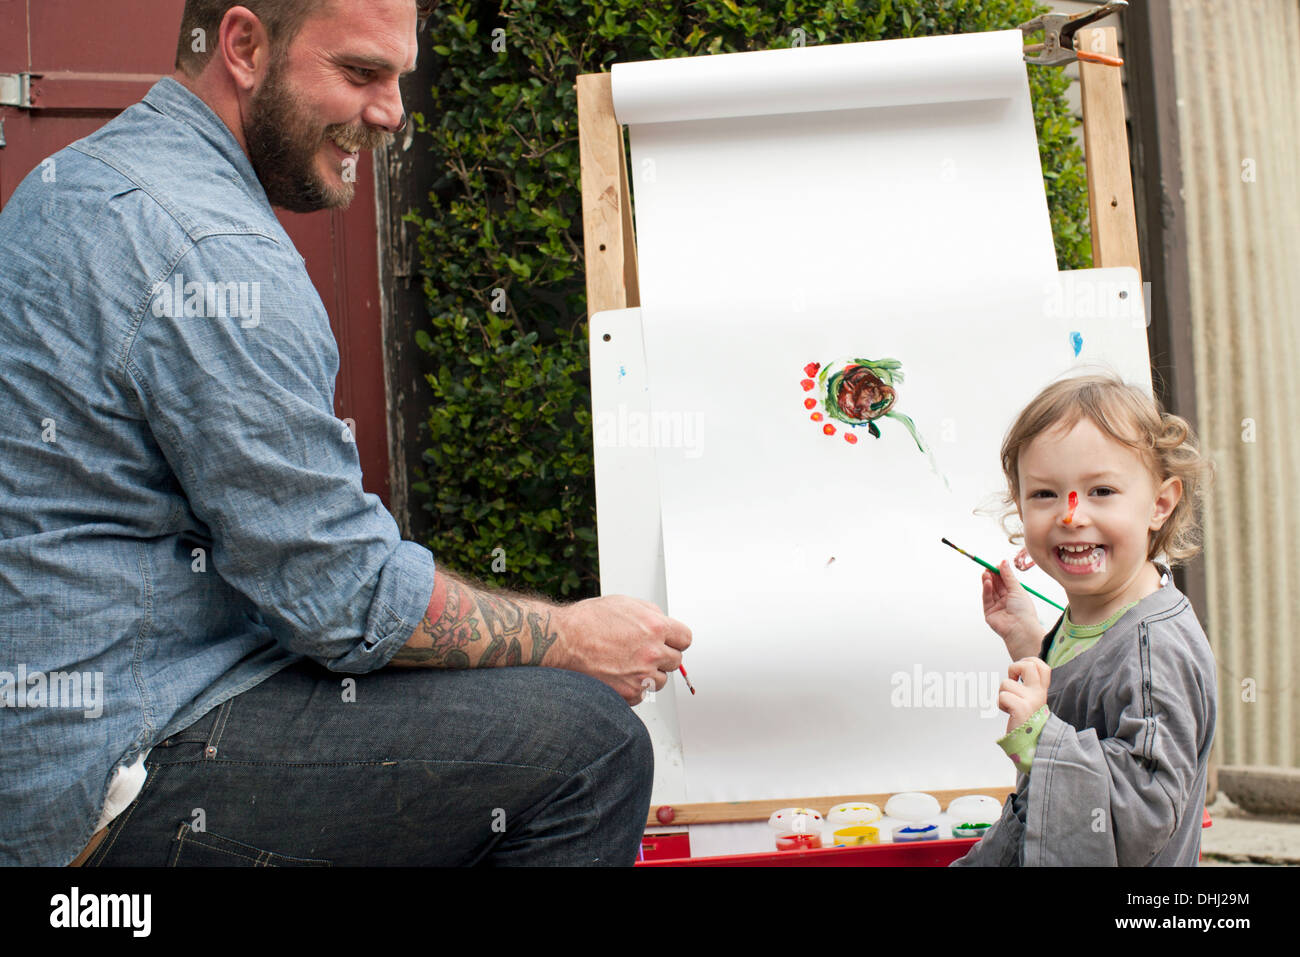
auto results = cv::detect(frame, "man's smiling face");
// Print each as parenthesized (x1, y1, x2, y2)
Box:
(243, 0, 418, 211)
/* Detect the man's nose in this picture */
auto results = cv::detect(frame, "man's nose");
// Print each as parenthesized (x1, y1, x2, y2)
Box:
(364, 78, 406, 134)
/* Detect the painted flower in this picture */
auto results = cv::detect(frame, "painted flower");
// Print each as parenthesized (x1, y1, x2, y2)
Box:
(799, 355, 950, 489)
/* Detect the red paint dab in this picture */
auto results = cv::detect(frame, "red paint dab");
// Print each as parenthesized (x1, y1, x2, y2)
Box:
(804, 362, 820, 378)
(810, 412, 823, 422)
(1066, 490, 1078, 524)
(844, 432, 858, 444)
(823, 424, 836, 435)
(804, 398, 816, 410)
(800, 379, 815, 391)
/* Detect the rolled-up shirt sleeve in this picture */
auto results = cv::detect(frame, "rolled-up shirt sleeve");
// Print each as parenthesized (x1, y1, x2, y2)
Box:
(124, 232, 434, 671)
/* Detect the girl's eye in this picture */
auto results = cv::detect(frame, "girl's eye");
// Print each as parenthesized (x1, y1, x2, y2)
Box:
(1092, 487, 1115, 497)
(1029, 490, 1055, 499)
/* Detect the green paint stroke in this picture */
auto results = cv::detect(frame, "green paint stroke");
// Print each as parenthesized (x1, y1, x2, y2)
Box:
(820, 357, 949, 490)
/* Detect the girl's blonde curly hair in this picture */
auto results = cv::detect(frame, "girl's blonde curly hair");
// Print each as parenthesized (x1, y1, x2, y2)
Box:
(998, 372, 1213, 565)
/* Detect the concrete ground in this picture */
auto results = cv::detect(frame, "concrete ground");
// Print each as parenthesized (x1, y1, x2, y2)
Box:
(1200, 791, 1300, 866)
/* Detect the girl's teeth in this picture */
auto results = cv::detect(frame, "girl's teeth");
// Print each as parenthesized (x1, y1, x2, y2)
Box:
(1058, 545, 1104, 566)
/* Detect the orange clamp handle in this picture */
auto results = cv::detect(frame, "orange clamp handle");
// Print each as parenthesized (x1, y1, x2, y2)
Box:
(1076, 49, 1124, 67)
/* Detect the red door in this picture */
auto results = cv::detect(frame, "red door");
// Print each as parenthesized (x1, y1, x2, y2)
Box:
(0, 0, 392, 505)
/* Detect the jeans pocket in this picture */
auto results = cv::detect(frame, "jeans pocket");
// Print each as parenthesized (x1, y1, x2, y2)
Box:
(168, 823, 332, 867)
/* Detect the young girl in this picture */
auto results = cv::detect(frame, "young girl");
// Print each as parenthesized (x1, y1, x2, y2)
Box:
(952, 373, 1216, 867)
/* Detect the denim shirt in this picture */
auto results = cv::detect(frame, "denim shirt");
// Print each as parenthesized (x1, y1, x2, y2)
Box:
(0, 78, 437, 866)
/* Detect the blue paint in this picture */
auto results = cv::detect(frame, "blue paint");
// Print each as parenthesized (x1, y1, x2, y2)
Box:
(1070, 331, 1083, 357)
(618, 364, 626, 379)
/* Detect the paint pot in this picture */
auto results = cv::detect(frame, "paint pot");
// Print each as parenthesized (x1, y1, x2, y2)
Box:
(884, 791, 941, 822)
(892, 823, 940, 842)
(832, 825, 880, 846)
(946, 794, 1003, 824)
(767, 807, 824, 833)
(827, 802, 882, 828)
(951, 822, 993, 839)
(769, 807, 825, 852)
(775, 832, 824, 852)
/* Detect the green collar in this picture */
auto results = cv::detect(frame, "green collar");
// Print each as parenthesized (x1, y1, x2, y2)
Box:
(1062, 599, 1140, 640)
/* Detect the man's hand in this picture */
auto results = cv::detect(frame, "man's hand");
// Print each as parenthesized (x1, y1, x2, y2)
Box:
(998, 657, 1051, 733)
(551, 595, 692, 705)
(390, 570, 692, 707)
(982, 559, 1048, 660)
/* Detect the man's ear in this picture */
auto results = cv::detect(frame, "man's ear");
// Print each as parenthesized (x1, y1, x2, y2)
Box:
(217, 5, 273, 94)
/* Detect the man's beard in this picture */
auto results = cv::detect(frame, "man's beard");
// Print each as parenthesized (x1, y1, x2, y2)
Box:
(242, 55, 392, 213)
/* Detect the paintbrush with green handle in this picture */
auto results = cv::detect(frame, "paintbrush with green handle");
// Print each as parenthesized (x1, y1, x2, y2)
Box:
(941, 538, 1066, 612)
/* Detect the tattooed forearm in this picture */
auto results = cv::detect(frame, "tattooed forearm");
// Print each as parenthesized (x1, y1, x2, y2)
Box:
(527, 609, 557, 665)
(390, 572, 563, 670)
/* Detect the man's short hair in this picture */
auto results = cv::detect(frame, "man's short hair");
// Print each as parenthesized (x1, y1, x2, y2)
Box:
(175, 0, 436, 76)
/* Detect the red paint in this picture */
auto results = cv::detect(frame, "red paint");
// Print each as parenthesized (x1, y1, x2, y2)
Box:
(1065, 490, 1078, 524)
(804, 398, 816, 409)
(776, 833, 823, 851)
(800, 379, 815, 391)
(804, 362, 820, 377)
(823, 424, 836, 435)
(844, 433, 857, 444)
(811, 412, 823, 422)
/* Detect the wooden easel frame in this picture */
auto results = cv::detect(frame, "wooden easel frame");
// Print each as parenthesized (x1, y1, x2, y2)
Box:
(576, 27, 1141, 830)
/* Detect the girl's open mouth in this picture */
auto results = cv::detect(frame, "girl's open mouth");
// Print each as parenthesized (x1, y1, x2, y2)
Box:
(1055, 543, 1106, 573)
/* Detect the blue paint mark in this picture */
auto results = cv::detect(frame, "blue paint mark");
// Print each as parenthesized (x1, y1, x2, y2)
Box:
(618, 364, 626, 379)
(1070, 331, 1083, 357)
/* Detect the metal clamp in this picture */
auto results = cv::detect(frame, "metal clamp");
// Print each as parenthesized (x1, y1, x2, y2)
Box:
(1021, 1, 1128, 67)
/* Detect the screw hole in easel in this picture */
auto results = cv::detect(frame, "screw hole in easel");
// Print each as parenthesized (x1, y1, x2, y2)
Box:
(599, 243, 607, 251)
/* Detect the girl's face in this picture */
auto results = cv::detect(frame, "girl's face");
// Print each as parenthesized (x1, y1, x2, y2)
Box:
(1016, 417, 1181, 618)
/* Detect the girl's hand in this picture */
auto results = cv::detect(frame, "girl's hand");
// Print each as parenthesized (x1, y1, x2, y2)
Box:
(982, 560, 1046, 660)
(999, 657, 1052, 732)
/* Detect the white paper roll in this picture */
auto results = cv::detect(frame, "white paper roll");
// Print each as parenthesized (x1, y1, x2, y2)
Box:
(615, 30, 1057, 317)
(604, 30, 1072, 805)
(612, 30, 1027, 125)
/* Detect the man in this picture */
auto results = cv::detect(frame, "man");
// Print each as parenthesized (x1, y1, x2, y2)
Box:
(0, 0, 690, 866)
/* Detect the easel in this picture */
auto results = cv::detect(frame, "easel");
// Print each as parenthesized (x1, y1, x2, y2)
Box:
(575, 17, 1142, 837)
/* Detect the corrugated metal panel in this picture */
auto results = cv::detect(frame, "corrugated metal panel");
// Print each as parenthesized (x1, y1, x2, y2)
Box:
(1171, 0, 1300, 768)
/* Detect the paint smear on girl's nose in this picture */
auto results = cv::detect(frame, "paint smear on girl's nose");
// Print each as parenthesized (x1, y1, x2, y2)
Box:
(1065, 490, 1078, 524)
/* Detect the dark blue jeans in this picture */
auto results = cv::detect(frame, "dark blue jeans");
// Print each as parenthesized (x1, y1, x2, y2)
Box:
(85, 659, 654, 866)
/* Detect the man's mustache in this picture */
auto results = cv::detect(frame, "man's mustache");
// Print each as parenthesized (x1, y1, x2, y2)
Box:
(324, 123, 393, 153)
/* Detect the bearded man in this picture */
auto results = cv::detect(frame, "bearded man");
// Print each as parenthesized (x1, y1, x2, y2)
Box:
(0, 0, 690, 867)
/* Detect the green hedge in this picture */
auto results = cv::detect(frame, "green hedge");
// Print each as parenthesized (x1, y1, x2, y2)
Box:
(407, 0, 1091, 599)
